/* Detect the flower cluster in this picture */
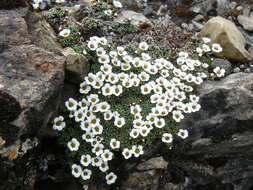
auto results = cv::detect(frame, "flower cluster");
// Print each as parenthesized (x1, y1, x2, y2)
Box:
(53, 35, 224, 185)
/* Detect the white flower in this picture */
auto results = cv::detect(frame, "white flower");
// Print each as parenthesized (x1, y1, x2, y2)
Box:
(172, 110, 184, 122)
(113, 85, 123, 96)
(189, 95, 199, 103)
(71, 164, 82, 178)
(74, 109, 85, 122)
(110, 138, 120, 149)
(104, 9, 112, 16)
(130, 105, 142, 115)
(82, 49, 87, 55)
(106, 172, 117, 185)
(121, 63, 131, 71)
(162, 133, 173, 143)
(79, 81, 91, 94)
(202, 44, 211, 52)
(96, 47, 106, 57)
(67, 138, 80, 151)
(141, 53, 151, 61)
(146, 114, 156, 123)
(99, 161, 109, 172)
(141, 84, 152, 95)
(139, 127, 150, 137)
(130, 128, 140, 138)
(132, 57, 143, 67)
(213, 67, 225, 77)
(59, 29, 71, 38)
(87, 41, 98, 51)
(87, 94, 99, 104)
(53, 116, 66, 131)
(196, 47, 203, 55)
(82, 132, 95, 143)
(109, 51, 118, 58)
(81, 169, 92, 180)
(212, 43, 222, 53)
(100, 64, 112, 74)
(189, 102, 201, 112)
(154, 118, 165, 128)
(202, 37, 211, 43)
(114, 117, 125, 128)
(177, 129, 189, 139)
(139, 42, 149, 51)
(80, 154, 92, 167)
(99, 37, 108, 46)
(98, 54, 110, 64)
(131, 145, 144, 157)
(92, 157, 103, 167)
(80, 120, 91, 132)
(123, 55, 133, 63)
(179, 51, 188, 58)
(122, 79, 134, 88)
(117, 46, 127, 56)
(104, 111, 114, 120)
(92, 124, 103, 135)
(92, 144, 104, 156)
(107, 73, 119, 84)
(98, 102, 110, 112)
(122, 148, 132, 159)
(79, 98, 90, 110)
(101, 149, 113, 162)
(65, 98, 78, 111)
(102, 83, 114, 96)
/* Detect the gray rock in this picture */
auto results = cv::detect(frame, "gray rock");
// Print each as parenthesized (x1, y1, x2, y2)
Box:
(191, 20, 204, 31)
(233, 67, 241, 73)
(238, 15, 253, 31)
(190, 0, 229, 15)
(62, 47, 90, 84)
(238, 26, 253, 46)
(243, 7, 251, 17)
(137, 157, 168, 171)
(211, 58, 232, 76)
(114, 10, 152, 27)
(0, 8, 65, 150)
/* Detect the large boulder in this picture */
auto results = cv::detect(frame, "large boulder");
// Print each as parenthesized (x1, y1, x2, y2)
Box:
(199, 16, 252, 61)
(0, 8, 65, 152)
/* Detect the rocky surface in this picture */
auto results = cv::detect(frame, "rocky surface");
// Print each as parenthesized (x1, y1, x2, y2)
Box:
(199, 16, 252, 62)
(1, 1, 253, 190)
(0, 8, 65, 149)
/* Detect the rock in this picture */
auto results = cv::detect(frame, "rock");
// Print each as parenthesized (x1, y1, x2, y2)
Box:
(62, 47, 90, 84)
(199, 16, 252, 61)
(0, 0, 27, 9)
(238, 27, 253, 46)
(114, 10, 152, 27)
(236, 6, 243, 11)
(237, 15, 253, 31)
(189, 0, 215, 15)
(137, 157, 168, 171)
(229, 2, 237, 10)
(193, 14, 205, 22)
(179, 73, 253, 157)
(233, 67, 241, 73)
(211, 58, 232, 76)
(25, 11, 63, 54)
(121, 170, 159, 190)
(0, 8, 65, 151)
(189, 0, 229, 15)
(191, 20, 203, 31)
(243, 7, 250, 17)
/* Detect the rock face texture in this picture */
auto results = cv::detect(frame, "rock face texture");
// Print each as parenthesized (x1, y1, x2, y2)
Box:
(0, 8, 65, 149)
(200, 16, 252, 61)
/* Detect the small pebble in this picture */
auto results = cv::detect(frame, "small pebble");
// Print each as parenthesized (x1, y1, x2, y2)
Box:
(236, 6, 243, 11)
(240, 64, 246, 69)
(245, 68, 251, 73)
(233, 67, 240, 73)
